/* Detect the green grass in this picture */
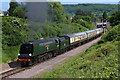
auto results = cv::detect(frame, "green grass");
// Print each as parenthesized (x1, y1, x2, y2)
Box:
(2, 45, 20, 63)
(34, 41, 118, 78)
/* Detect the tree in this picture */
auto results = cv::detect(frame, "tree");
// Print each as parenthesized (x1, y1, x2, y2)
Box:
(72, 15, 94, 30)
(109, 11, 120, 26)
(102, 24, 119, 41)
(9, 0, 19, 16)
(13, 6, 26, 18)
(75, 9, 85, 16)
(85, 11, 95, 22)
(103, 11, 108, 19)
(49, 2, 68, 23)
(82, 16, 91, 23)
(2, 17, 29, 46)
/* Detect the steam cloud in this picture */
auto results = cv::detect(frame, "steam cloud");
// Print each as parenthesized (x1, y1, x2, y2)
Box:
(24, 2, 51, 40)
(25, 2, 50, 22)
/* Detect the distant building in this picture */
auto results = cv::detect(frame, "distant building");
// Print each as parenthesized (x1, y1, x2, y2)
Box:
(0, 9, 4, 16)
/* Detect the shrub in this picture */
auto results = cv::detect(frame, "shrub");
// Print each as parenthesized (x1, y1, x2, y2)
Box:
(102, 24, 119, 42)
(2, 17, 29, 47)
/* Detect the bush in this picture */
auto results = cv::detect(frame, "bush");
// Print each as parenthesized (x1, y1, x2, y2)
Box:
(13, 6, 26, 18)
(2, 17, 29, 47)
(2, 46, 20, 63)
(72, 15, 95, 30)
(109, 11, 120, 26)
(102, 24, 119, 42)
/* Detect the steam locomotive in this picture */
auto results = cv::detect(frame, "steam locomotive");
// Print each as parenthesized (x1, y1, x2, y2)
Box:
(18, 28, 104, 66)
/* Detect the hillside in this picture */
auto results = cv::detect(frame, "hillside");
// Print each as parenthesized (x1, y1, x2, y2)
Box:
(34, 24, 119, 78)
(2, 2, 95, 63)
(63, 4, 118, 19)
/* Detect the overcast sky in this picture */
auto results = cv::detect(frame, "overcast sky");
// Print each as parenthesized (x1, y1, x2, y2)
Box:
(0, 0, 120, 11)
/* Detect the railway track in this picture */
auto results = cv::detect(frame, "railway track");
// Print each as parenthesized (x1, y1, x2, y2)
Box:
(0, 64, 36, 79)
(0, 36, 102, 79)
(0, 67, 23, 79)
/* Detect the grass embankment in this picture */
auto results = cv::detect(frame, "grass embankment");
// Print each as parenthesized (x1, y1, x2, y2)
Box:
(2, 46, 20, 63)
(34, 25, 119, 78)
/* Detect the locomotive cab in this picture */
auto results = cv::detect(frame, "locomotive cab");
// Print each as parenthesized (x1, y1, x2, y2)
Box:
(18, 43, 33, 66)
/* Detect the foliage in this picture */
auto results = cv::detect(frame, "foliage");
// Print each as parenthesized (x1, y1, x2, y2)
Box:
(2, 46, 20, 63)
(103, 11, 108, 19)
(101, 24, 119, 42)
(9, 0, 19, 16)
(75, 9, 85, 16)
(32, 22, 62, 39)
(13, 6, 26, 18)
(109, 11, 120, 26)
(49, 2, 68, 23)
(72, 9, 95, 30)
(9, 0, 26, 18)
(31, 21, 88, 40)
(72, 15, 95, 30)
(2, 17, 29, 47)
(63, 4, 118, 20)
(2, 17, 28, 63)
(75, 9, 95, 21)
(81, 16, 92, 23)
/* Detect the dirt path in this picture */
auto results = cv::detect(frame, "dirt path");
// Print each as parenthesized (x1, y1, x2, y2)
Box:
(9, 37, 101, 78)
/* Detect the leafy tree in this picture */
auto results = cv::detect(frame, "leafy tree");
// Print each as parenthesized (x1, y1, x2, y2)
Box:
(73, 9, 96, 22)
(103, 11, 108, 19)
(85, 11, 96, 22)
(2, 17, 29, 46)
(13, 6, 26, 18)
(72, 15, 95, 30)
(109, 11, 120, 26)
(49, 2, 67, 23)
(82, 16, 92, 23)
(102, 24, 119, 42)
(75, 9, 85, 16)
(9, 0, 19, 16)
(72, 15, 82, 23)
(63, 4, 118, 20)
